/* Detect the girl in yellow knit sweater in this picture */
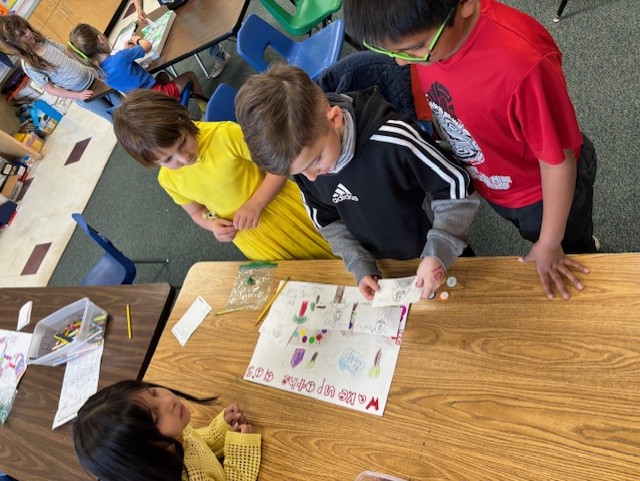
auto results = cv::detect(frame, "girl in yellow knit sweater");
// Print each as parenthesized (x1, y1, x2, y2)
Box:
(73, 380, 261, 481)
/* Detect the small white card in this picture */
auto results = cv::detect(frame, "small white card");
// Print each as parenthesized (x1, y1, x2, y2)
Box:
(372, 276, 422, 307)
(17, 301, 32, 331)
(171, 296, 212, 347)
(351, 305, 404, 336)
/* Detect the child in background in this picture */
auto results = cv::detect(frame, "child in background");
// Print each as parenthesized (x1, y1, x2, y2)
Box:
(67, 23, 205, 101)
(133, 0, 230, 78)
(112, 89, 336, 261)
(344, 0, 598, 300)
(0, 15, 120, 122)
(235, 65, 479, 300)
(73, 380, 261, 481)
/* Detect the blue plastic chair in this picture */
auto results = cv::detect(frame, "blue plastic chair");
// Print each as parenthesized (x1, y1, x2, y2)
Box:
(179, 80, 209, 108)
(72, 213, 168, 286)
(236, 13, 345, 80)
(204, 83, 238, 122)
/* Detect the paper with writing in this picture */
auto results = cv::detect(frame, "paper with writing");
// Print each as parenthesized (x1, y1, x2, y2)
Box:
(52, 343, 104, 429)
(171, 296, 212, 347)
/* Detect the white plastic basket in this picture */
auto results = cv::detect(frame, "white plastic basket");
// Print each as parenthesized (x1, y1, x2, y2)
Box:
(27, 298, 108, 366)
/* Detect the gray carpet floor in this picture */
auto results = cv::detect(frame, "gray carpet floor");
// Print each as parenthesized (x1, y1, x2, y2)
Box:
(48, 0, 640, 288)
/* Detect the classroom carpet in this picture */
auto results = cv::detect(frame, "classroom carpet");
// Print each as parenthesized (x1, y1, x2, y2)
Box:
(0, 101, 116, 287)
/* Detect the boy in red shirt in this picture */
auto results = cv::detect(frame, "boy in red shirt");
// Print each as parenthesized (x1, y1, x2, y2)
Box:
(345, 0, 597, 300)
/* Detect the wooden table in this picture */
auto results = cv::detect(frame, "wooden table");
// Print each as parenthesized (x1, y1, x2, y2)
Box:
(0, 283, 175, 481)
(106, 0, 251, 74)
(144, 255, 640, 481)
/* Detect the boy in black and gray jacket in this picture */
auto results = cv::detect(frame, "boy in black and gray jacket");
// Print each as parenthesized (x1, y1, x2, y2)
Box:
(236, 64, 479, 300)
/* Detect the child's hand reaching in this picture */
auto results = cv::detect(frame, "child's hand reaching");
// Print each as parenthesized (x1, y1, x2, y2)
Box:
(415, 256, 446, 299)
(233, 199, 263, 230)
(209, 218, 237, 242)
(125, 35, 141, 48)
(77, 89, 93, 101)
(358, 275, 381, 301)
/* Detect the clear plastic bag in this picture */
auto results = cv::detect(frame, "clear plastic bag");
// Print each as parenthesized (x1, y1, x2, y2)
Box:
(225, 261, 277, 310)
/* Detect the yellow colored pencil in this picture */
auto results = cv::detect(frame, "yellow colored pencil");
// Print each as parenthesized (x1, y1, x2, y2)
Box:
(255, 277, 290, 325)
(126, 304, 132, 339)
(215, 306, 249, 316)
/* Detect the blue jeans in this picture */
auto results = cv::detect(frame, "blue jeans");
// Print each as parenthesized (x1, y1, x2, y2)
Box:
(75, 92, 123, 122)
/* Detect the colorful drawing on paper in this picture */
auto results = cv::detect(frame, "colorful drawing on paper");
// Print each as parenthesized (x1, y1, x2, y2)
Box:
(0, 329, 32, 387)
(245, 281, 408, 416)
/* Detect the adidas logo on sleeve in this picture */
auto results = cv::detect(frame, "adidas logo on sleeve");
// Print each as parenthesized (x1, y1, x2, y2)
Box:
(332, 183, 359, 203)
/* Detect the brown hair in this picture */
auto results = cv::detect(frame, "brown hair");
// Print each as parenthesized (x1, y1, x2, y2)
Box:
(112, 90, 199, 168)
(67, 23, 111, 76)
(0, 15, 53, 71)
(235, 64, 330, 175)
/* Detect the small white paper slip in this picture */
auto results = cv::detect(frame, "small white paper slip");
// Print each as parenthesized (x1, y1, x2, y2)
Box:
(372, 276, 422, 307)
(52, 343, 104, 430)
(171, 296, 212, 347)
(351, 305, 403, 336)
(17, 301, 32, 331)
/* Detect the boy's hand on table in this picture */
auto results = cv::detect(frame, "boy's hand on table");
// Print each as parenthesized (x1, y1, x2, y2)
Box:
(416, 256, 446, 299)
(209, 218, 237, 242)
(233, 201, 263, 230)
(358, 275, 380, 301)
(519, 241, 589, 300)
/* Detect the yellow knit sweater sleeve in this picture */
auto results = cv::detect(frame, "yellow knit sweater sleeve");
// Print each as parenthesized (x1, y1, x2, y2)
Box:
(222, 431, 262, 481)
(196, 411, 231, 459)
(181, 412, 261, 481)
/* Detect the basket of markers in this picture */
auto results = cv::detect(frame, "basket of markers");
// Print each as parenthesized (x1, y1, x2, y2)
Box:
(27, 298, 108, 366)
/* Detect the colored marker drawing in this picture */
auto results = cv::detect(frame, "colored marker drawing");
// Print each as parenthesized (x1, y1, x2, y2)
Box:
(0, 329, 33, 386)
(246, 281, 408, 416)
(336, 348, 366, 376)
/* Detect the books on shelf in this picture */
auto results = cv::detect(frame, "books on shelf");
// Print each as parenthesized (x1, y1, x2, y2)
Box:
(112, 8, 176, 69)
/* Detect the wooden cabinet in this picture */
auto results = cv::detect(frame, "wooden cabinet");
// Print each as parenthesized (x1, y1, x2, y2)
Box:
(29, 0, 121, 43)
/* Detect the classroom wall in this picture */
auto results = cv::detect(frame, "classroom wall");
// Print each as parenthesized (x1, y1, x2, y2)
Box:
(28, 0, 121, 43)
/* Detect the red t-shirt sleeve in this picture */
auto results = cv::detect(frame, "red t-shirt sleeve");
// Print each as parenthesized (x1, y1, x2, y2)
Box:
(507, 51, 583, 165)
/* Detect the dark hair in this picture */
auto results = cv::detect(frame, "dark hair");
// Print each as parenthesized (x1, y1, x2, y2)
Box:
(344, 0, 457, 47)
(235, 64, 330, 175)
(112, 89, 200, 167)
(0, 14, 53, 71)
(67, 23, 110, 76)
(73, 380, 217, 481)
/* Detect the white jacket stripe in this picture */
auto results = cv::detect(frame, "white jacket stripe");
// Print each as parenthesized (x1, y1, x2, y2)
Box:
(371, 120, 467, 198)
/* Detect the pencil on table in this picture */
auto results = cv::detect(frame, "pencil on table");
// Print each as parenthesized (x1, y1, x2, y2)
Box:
(126, 304, 132, 339)
(256, 277, 290, 325)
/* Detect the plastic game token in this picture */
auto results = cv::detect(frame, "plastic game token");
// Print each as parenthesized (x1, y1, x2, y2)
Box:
(446, 276, 457, 288)
(439, 291, 450, 301)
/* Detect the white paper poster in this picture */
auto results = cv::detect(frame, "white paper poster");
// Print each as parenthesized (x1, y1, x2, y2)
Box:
(245, 281, 408, 416)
